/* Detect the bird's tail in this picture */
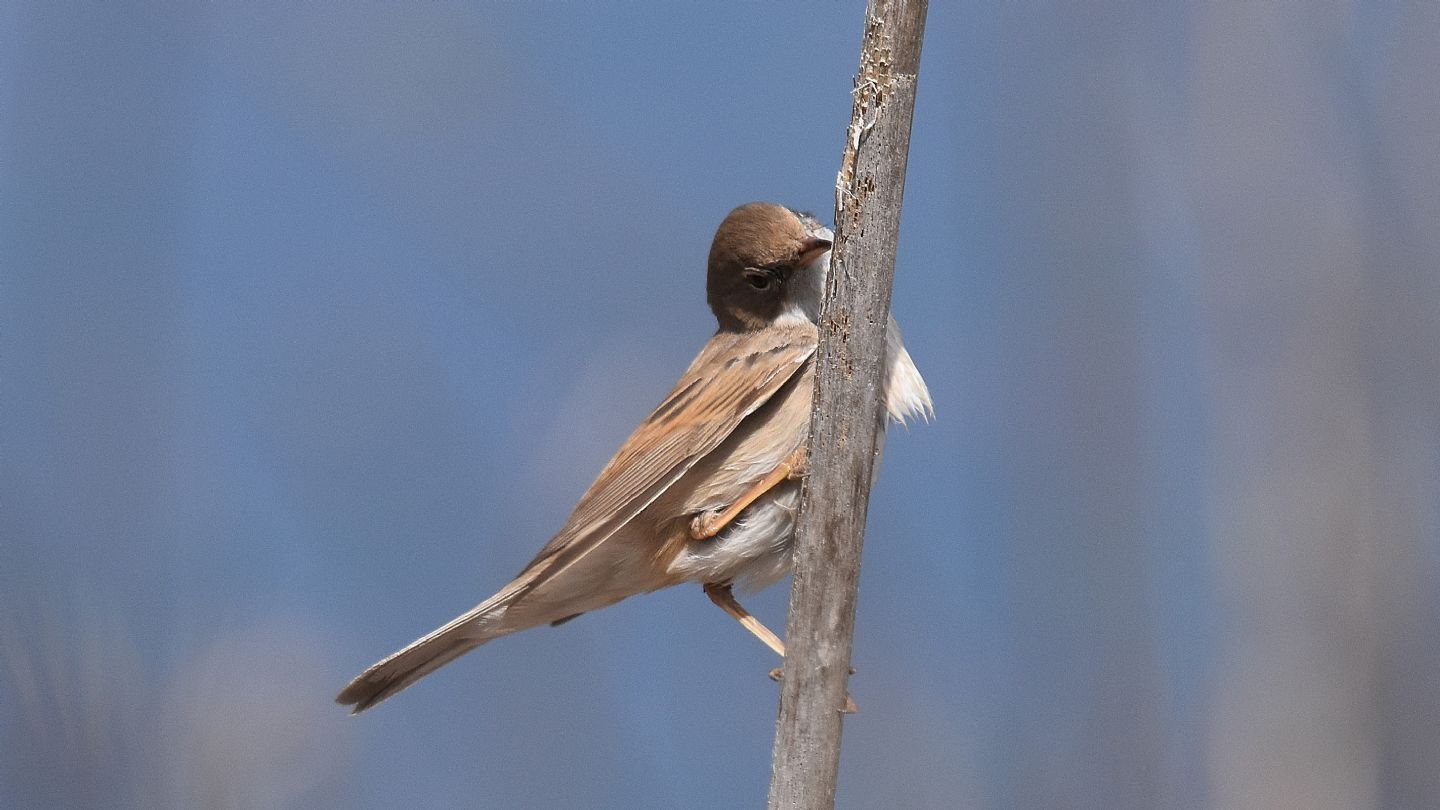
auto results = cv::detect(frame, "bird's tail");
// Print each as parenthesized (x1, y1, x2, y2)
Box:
(336, 585, 526, 714)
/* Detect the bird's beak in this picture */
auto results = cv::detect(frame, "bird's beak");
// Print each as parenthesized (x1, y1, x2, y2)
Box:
(797, 236, 833, 267)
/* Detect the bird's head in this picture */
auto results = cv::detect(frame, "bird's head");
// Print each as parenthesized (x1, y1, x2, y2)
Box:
(706, 202, 832, 331)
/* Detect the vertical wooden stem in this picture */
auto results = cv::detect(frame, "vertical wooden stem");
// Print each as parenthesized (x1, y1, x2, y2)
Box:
(766, 1, 928, 808)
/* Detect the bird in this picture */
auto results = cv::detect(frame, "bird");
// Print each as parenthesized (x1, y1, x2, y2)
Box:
(336, 201, 931, 714)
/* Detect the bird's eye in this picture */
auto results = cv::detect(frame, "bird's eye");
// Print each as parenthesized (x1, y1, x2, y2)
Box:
(743, 268, 774, 291)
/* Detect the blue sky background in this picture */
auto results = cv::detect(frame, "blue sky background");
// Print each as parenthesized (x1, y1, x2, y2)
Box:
(3, 3, 1438, 808)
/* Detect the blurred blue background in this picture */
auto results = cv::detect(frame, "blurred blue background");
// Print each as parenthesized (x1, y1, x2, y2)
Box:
(4, 2, 1439, 808)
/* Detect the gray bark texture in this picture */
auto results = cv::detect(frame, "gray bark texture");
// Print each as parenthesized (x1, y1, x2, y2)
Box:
(766, 1, 928, 808)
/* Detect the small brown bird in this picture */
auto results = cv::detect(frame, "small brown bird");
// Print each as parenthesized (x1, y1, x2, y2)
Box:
(337, 202, 931, 713)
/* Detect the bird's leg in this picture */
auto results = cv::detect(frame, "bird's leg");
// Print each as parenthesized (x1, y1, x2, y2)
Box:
(703, 582, 786, 657)
(704, 582, 860, 714)
(690, 446, 807, 540)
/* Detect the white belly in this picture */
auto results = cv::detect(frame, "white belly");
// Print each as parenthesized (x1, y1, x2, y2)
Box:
(665, 479, 801, 593)
(662, 309, 931, 594)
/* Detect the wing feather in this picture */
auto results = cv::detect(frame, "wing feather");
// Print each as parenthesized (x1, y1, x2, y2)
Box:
(518, 322, 818, 591)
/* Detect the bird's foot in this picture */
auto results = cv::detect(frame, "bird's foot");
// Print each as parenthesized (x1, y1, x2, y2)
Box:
(767, 665, 859, 713)
(689, 509, 723, 540)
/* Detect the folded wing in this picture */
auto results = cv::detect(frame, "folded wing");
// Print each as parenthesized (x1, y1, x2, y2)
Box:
(519, 321, 818, 592)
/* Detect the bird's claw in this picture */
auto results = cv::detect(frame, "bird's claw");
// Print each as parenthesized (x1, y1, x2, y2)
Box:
(767, 665, 859, 713)
(689, 509, 722, 540)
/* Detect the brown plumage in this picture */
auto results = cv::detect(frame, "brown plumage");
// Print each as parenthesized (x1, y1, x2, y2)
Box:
(336, 202, 930, 714)
(707, 202, 831, 331)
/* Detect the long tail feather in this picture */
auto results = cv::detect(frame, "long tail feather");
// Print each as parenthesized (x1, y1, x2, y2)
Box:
(336, 586, 524, 714)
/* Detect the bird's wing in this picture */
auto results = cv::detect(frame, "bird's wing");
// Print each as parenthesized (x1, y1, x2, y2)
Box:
(517, 321, 818, 592)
